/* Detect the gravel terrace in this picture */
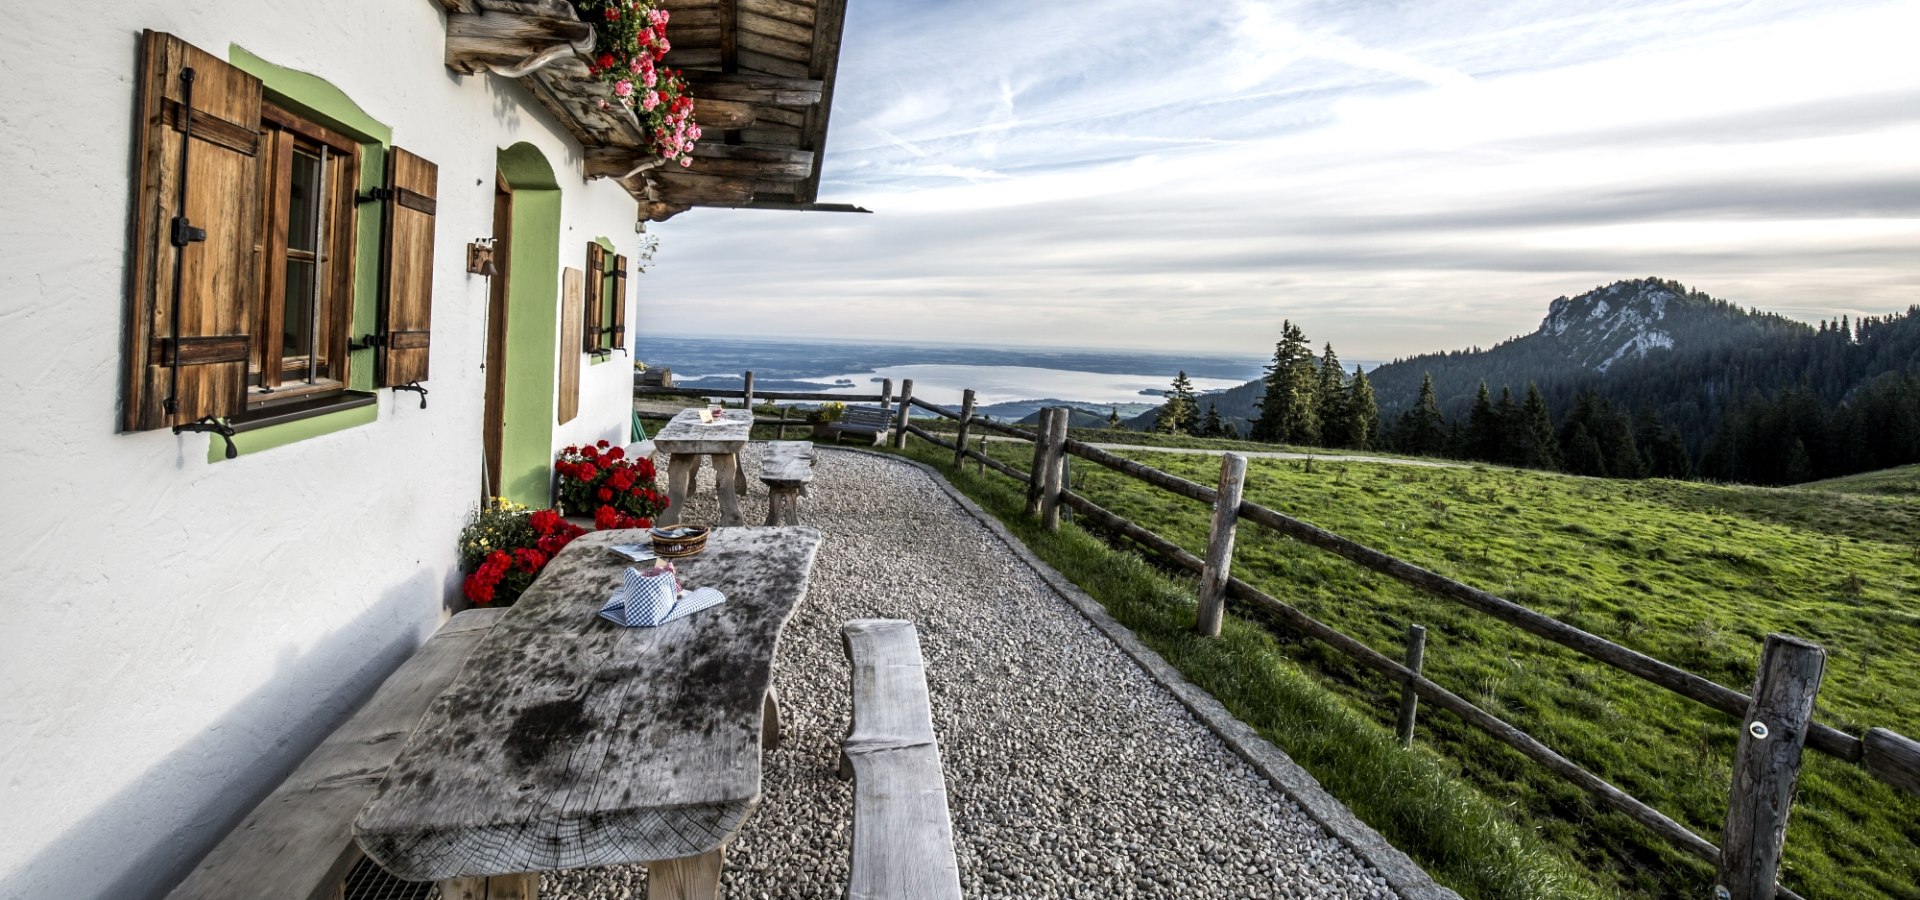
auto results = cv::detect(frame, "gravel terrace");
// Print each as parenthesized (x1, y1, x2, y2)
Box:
(546, 447, 1399, 900)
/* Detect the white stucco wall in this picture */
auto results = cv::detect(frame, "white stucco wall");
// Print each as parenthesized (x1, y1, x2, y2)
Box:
(0, 2, 649, 897)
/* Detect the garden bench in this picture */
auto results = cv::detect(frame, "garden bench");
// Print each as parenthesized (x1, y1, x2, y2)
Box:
(828, 405, 891, 446)
(838, 619, 964, 900)
(163, 608, 505, 900)
(760, 440, 816, 526)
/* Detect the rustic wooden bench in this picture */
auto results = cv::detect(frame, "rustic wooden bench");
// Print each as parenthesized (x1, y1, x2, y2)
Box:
(839, 620, 964, 900)
(828, 405, 891, 446)
(759, 440, 816, 526)
(163, 608, 505, 900)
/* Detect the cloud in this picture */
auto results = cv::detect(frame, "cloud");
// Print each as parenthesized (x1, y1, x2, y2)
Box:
(637, 0, 1920, 357)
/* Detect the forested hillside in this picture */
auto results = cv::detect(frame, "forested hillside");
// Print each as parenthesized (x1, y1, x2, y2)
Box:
(1141, 279, 1920, 485)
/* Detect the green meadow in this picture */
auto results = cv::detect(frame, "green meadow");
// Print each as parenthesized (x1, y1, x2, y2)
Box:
(898, 437, 1920, 898)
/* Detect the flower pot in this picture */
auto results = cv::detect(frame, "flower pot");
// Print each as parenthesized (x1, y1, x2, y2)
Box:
(810, 421, 836, 440)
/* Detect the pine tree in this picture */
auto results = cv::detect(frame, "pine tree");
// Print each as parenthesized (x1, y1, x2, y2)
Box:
(1465, 381, 1502, 461)
(1395, 374, 1447, 456)
(1315, 343, 1346, 447)
(1494, 387, 1520, 465)
(1201, 403, 1224, 438)
(1564, 425, 1608, 476)
(1107, 406, 1121, 430)
(1783, 438, 1813, 483)
(1157, 371, 1199, 434)
(1517, 384, 1561, 470)
(1342, 366, 1379, 450)
(1251, 321, 1319, 444)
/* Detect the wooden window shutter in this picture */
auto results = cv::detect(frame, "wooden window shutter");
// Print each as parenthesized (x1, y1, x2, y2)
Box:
(610, 254, 628, 351)
(121, 31, 263, 432)
(583, 242, 605, 353)
(377, 147, 438, 388)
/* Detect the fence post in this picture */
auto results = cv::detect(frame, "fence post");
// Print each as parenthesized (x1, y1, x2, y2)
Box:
(1025, 408, 1055, 517)
(879, 378, 893, 412)
(1060, 452, 1073, 524)
(1716, 634, 1826, 900)
(777, 406, 789, 441)
(742, 370, 754, 413)
(892, 379, 915, 449)
(953, 389, 976, 469)
(1040, 407, 1070, 531)
(977, 433, 987, 475)
(1194, 452, 1247, 636)
(1396, 624, 1428, 747)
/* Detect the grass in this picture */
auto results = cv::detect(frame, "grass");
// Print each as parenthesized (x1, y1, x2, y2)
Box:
(889, 439, 1611, 899)
(1799, 464, 1920, 499)
(900, 437, 1920, 899)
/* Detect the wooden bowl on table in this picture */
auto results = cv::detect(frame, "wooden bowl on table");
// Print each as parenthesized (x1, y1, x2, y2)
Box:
(650, 523, 711, 558)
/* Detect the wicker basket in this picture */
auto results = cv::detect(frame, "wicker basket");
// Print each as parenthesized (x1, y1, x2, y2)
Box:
(650, 523, 710, 558)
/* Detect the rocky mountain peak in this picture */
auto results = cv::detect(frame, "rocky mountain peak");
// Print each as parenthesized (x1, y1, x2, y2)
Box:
(1540, 278, 1681, 372)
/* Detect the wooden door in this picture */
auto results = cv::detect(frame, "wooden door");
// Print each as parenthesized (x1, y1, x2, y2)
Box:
(482, 174, 512, 498)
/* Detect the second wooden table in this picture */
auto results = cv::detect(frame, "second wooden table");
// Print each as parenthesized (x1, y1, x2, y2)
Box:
(653, 407, 753, 527)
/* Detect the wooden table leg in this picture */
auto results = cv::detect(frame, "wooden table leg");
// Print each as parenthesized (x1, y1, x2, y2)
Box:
(648, 849, 723, 900)
(439, 873, 538, 899)
(661, 453, 698, 526)
(712, 452, 744, 526)
(763, 686, 782, 750)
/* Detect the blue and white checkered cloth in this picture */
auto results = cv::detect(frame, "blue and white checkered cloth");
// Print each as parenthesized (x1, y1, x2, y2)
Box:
(600, 566, 727, 627)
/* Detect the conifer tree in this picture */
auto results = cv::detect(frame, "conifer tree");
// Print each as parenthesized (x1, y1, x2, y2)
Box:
(1494, 387, 1519, 465)
(1157, 371, 1199, 434)
(1315, 343, 1347, 446)
(1465, 381, 1502, 461)
(1251, 322, 1319, 444)
(1107, 407, 1121, 430)
(1342, 365, 1379, 450)
(1518, 384, 1561, 470)
(1395, 374, 1447, 456)
(1201, 403, 1224, 439)
(1564, 425, 1608, 476)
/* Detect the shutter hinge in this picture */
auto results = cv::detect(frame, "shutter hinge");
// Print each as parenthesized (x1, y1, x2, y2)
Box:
(349, 333, 385, 351)
(174, 416, 238, 460)
(356, 187, 393, 205)
(393, 381, 428, 409)
(170, 215, 206, 248)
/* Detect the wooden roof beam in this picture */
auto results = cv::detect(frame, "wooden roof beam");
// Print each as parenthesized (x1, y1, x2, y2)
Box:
(798, 0, 849, 203)
(443, 3, 591, 77)
(683, 72, 823, 106)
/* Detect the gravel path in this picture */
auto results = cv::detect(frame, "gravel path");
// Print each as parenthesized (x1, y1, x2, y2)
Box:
(547, 448, 1400, 899)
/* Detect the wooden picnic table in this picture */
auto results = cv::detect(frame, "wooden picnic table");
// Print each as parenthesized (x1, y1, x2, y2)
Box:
(653, 407, 753, 527)
(354, 527, 822, 899)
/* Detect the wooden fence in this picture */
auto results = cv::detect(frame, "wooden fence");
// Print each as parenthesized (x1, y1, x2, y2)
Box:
(638, 380, 1920, 899)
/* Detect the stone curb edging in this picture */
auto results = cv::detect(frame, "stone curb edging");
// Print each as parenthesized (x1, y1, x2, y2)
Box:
(825, 446, 1462, 900)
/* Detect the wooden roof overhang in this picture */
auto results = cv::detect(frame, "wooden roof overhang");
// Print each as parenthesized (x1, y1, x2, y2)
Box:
(434, 0, 867, 222)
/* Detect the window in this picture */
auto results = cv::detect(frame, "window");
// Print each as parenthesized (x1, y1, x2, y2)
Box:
(582, 241, 629, 355)
(121, 31, 438, 438)
(248, 103, 360, 408)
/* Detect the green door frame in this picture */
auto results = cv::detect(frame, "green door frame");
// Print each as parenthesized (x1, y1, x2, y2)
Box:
(495, 143, 562, 507)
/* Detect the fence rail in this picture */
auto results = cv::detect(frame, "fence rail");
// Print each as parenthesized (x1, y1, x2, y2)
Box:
(878, 395, 1918, 900)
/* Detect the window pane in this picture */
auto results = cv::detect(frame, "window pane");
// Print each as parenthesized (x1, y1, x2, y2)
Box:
(284, 259, 316, 363)
(287, 149, 319, 252)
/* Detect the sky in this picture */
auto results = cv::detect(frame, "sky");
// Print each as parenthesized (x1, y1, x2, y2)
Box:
(636, 0, 1920, 359)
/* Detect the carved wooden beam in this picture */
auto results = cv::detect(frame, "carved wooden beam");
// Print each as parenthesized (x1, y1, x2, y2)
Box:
(585, 147, 670, 180)
(445, 9, 593, 77)
(645, 201, 693, 223)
